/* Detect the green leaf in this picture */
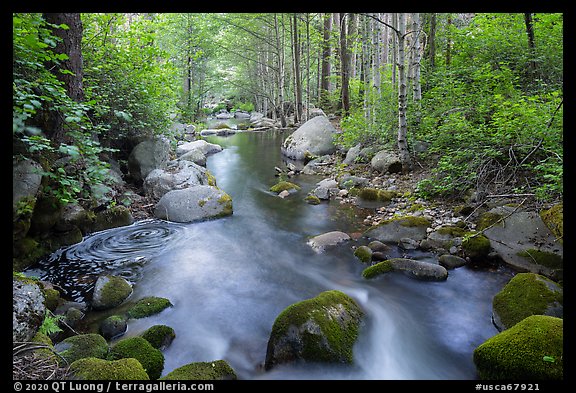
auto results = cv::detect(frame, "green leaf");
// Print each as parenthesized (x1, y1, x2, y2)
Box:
(543, 356, 556, 363)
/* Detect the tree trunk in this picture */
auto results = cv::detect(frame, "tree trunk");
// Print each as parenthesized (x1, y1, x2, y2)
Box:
(396, 13, 412, 173)
(292, 14, 303, 123)
(274, 14, 287, 127)
(339, 13, 351, 116)
(42, 13, 84, 143)
(427, 13, 437, 70)
(320, 13, 332, 110)
(411, 13, 422, 127)
(524, 12, 537, 79)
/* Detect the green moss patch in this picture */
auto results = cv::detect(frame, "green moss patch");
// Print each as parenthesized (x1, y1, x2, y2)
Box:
(161, 360, 237, 380)
(380, 215, 431, 227)
(55, 333, 109, 365)
(354, 246, 373, 264)
(462, 233, 491, 259)
(476, 212, 504, 231)
(356, 188, 397, 202)
(126, 297, 173, 319)
(140, 325, 176, 349)
(269, 181, 301, 193)
(69, 357, 150, 380)
(109, 337, 164, 380)
(362, 261, 394, 278)
(540, 203, 563, 243)
(517, 249, 563, 270)
(473, 315, 563, 380)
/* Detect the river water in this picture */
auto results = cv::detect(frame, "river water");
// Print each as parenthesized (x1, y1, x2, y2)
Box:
(28, 129, 514, 380)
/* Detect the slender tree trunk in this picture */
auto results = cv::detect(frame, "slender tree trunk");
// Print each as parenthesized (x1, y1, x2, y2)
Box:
(524, 12, 537, 79)
(340, 13, 351, 116)
(274, 14, 287, 127)
(445, 14, 452, 68)
(411, 13, 422, 127)
(320, 13, 332, 110)
(292, 14, 303, 123)
(42, 13, 84, 143)
(396, 13, 412, 172)
(427, 13, 436, 70)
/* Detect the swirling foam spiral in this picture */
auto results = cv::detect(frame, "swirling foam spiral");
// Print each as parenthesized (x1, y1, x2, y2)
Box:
(31, 219, 188, 302)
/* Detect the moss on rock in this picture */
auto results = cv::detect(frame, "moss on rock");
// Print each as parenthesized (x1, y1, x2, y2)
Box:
(126, 297, 173, 319)
(354, 246, 373, 264)
(161, 360, 237, 380)
(270, 181, 301, 193)
(462, 233, 491, 259)
(55, 333, 109, 365)
(140, 325, 176, 350)
(304, 194, 322, 205)
(109, 336, 164, 380)
(517, 249, 563, 270)
(492, 273, 563, 331)
(381, 215, 431, 228)
(69, 357, 150, 380)
(540, 203, 563, 243)
(93, 205, 134, 232)
(92, 275, 133, 310)
(264, 290, 364, 370)
(473, 315, 563, 380)
(362, 260, 394, 279)
(357, 188, 397, 202)
(476, 212, 504, 231)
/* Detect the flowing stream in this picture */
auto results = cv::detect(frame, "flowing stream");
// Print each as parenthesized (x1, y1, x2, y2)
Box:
(28, 130, 514, 380)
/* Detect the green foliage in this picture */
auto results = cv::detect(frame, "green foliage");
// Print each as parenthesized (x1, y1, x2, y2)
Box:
(38, 310, 63, 336)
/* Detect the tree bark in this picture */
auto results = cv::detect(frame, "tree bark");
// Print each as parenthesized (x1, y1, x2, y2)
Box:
(320, 13, 332, 110)
(42, 13, 84, 143)
(292, 14, 303, 123)
(524, 12, 537, 79)
(339, 13, 351, 116)
(396, 13, 412, 173)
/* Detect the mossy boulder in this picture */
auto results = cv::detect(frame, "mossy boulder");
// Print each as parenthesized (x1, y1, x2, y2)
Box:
(362, 258, 448, 281)
(264, 290, 364, 370)
(100, 315, 128, 340)
(126, 297, 173, 319)
(473, 315, 563, 380)
(140, 325, 176, 350)
(109, 336, 164, 380)
(355, 187, 397, 202)
(69, 357, 150, 380)
(492, 273, 563, 331)
(91, 275, 133, 310)
(54, 333, 109, 364)
(354, 245, 373, 264)
(92, 205, 134, 232)
(462, 233, 491, 261)
(270, 181, 301, 194)
(161, 360, 237, 380)
(540, 203, 563, 243)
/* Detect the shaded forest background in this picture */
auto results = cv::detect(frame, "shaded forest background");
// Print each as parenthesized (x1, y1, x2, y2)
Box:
(13, 12, 563, 211)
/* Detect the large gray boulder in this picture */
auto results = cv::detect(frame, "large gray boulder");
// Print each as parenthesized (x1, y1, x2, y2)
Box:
(482, 206, 563, 280)
(13, 157, 43, 210)
(362, 258, 448, 281)
(13, 277, 46, 342)
(176, 140, 222, 157)
(364, 216, 431, 244)
(154, 185, 233, 223)
(144, 160, 214, 200)
(128, 137, 170, 182)
(370, 149, 403, 173)
(307, 231, 350, 253)
(281, 115, 339, 160)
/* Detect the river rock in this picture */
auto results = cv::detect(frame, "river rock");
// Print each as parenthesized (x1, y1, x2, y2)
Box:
(176, 139, 222, 157)
(91, 275, 133, 310)
(13, 276, 46, 342)
(370, 149, 403, 173)
(69, 357, 150, 380)
(128, 137, 170, 182)
(482, 206, 563, 280)
(492, 272, 563, 331)
(264, 290, 364, 370)
(281, 115, 339, 160)
(109, 336, 164, 380)
(100, 315, 128, 340)
(364, 216, 431, 244)
(343, 143, 362, 165)
(307, 231, 350, 253)
(144, 160, 214, 200)
(179, 149, 207, 166)
(154, 185, 232, 223)
(55, 333, 109, 364)
(161, 360, 237, 380)
(362, 258, 448, 281)
(473, 315, 563, 380)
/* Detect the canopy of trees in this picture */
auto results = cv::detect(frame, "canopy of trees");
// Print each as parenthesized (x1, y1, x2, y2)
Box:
(13, 12, 563, 207)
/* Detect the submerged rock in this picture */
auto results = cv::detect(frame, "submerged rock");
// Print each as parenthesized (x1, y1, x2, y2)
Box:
(264, 290, 364, 370)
